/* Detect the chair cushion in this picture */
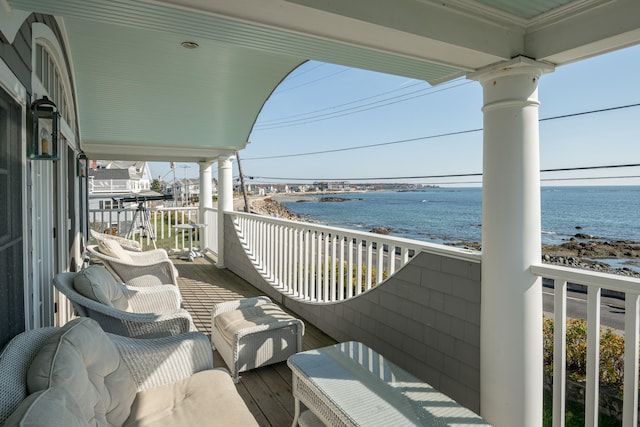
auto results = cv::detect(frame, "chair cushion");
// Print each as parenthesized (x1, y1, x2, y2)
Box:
(91, 229, 142, 251)
(3, 387, 85, 427)
(26, 318, 137, 426)
(98, 238, 134, 262)
(73, 265, 128, 310)
(124, 369, 258, 427)
(214, 303, 297, 344)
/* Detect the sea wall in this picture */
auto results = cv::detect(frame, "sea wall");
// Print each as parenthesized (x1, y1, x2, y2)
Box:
(224, 215, 483, 413)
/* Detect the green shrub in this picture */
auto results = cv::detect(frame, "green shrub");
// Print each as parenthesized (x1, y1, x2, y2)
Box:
(543, 317, 629, 396)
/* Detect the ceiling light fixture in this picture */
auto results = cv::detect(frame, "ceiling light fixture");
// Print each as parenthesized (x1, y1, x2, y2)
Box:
(181, 41, 199, 49)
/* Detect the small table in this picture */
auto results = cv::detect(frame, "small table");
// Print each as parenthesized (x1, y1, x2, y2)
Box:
(173, 223, 206, 261)
(288, 341, 491, 427)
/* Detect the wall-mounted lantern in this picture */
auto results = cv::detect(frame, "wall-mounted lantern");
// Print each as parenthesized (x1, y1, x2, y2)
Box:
(77, 152, 88, 177)
(28, 96, 60, 160)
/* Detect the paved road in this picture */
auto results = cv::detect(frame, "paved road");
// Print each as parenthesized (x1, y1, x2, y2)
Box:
(542, 284, 626, 331)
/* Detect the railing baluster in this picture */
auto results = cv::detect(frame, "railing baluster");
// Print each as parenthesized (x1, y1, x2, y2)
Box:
(377, 240, 384, 285)
(330, 235, 337, 302)
(310, 231, 316, 301)
(316, 232, 323, 301)
(623, 293, 640, 427)
(338, 236, 345, 300)
(365, 240, 373, 291)
(388, 245, 396, 276)
(585, 286, 601, 427)
(347, 237, 354, 299)
(356, 240, 363, 296)
(323, 234, 330, 302)
(552, 280, 567, 427)
(292, 227, 298, 294)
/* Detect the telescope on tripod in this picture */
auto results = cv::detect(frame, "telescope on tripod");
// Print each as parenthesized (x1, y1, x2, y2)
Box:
(113, 194, 174, 249)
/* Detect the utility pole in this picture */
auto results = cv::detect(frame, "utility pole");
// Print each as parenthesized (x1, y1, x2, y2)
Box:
(236, 152, 250, 213)
(170, 162, 176, 207)
(180, 164, 191, 206)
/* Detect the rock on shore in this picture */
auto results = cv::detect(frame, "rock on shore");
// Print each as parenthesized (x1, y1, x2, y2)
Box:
(249, 197, 300, 220)
(451, 239, 640, 278)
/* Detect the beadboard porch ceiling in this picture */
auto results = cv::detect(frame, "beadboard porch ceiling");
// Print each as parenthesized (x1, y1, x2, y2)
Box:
(8, 0, 640, 162)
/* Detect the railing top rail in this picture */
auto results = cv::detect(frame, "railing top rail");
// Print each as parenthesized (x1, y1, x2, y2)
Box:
(229, 210, 481, 263)
(531, 263, 640, 294)
(89, 206, 198, 213)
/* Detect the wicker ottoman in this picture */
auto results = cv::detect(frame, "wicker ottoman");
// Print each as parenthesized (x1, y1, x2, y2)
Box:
(211, 296, 304, 382)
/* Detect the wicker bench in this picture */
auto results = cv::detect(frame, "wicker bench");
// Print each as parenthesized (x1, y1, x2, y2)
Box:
(210, 296, 304, 382)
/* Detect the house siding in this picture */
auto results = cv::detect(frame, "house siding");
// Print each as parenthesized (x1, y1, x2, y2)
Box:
(0, 13, 79, 341)
(224, 215, 482, 413)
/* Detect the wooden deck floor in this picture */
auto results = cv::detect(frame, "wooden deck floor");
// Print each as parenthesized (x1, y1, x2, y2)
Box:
(173, 255, 336, 427)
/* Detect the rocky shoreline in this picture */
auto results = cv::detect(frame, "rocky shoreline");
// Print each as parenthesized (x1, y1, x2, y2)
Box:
(247, 196, 640, 279)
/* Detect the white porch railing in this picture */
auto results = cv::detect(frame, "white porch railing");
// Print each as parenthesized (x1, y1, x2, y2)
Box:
(230, 210, 478, 303)
(88, 207, 201, 252)
(531, 264, 640, 427)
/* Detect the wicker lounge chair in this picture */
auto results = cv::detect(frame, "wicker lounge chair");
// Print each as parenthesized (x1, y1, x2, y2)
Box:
(87, 239, 178, 287)
(53, 267, 195, 338)
(0, 317, 258, 426)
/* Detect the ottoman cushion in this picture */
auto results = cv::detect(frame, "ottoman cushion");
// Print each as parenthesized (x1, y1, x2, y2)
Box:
(214, 303, 298, 344)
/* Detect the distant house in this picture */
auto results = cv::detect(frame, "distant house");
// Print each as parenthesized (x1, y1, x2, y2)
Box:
(88, 161, 160, 210)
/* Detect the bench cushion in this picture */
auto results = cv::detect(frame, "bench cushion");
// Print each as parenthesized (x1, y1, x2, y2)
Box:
(124, 369, 258, 426)
(26, 318, 137, 426)
(214, 302, 297, 344)
(73, 265, 128, 310)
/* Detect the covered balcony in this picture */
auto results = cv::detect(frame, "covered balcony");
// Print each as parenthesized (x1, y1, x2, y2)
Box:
(2, 1, 640, 426)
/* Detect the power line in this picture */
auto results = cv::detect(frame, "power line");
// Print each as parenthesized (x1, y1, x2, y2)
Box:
(245, 128, 481, 160)
(256, 80, 425, 125)
(245, 102, 640, 161)
(254, 81, 473, 130)
(375, 174, 640, 186)
(246, 163, 640, 182)
(273, 67, 352, 94)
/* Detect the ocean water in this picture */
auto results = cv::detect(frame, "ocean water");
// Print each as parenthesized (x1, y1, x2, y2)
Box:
(278, 186, 640, 246)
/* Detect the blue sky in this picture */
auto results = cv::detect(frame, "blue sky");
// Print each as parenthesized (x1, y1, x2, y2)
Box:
(149, 44, 640, 187)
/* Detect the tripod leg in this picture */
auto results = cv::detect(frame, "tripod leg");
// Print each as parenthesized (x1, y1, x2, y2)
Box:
(141, 209, 157, 250)
(126, 210, 140, 240)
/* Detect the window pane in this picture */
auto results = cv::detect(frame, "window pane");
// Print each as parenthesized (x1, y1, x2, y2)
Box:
(42, 51, 49, 90)
(35, 45, 43, 80)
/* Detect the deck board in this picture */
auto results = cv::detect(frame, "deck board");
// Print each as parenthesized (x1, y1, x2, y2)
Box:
(173, 255, 336, 427)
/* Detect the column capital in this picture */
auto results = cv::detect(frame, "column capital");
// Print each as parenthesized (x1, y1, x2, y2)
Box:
(198, 160, 215, 169)
(218, 152, 236, 163)
(467, 56, 555, 83)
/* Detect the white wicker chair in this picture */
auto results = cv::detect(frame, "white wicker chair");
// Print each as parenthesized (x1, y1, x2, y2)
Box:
(87, 244, 178, 287)
(0, 318, 258, 426)
(54, 270, 195, 338)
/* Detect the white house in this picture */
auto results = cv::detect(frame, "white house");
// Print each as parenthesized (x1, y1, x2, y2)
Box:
(1, 2, 639, 426)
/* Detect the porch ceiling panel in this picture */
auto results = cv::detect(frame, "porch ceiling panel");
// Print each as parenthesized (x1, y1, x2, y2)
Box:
(9, 0, 640, 162)
(63, 17, 303, 161)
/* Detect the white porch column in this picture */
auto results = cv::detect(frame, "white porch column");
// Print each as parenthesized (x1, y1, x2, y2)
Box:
(198, 160, 214, 249)
(216, 153, 234, 268)
(470, 57, 554, 427)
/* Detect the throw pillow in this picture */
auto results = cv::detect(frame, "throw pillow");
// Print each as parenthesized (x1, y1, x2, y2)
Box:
(73, 265, 128, 310)
(98, 239, 133, 262)
(26, 318, 137, 426)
